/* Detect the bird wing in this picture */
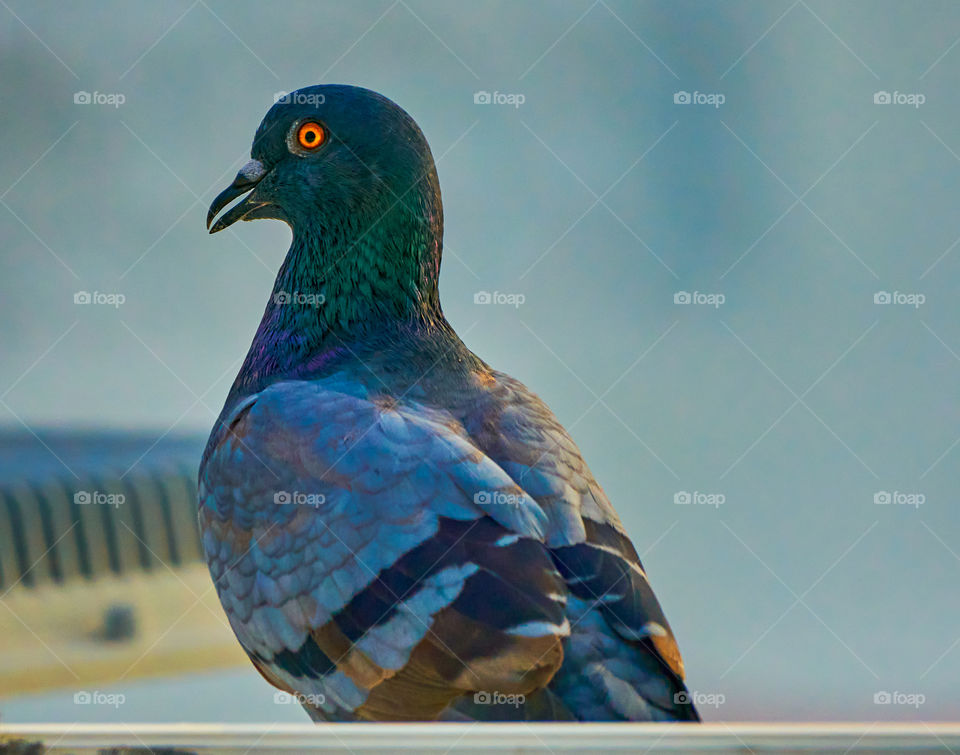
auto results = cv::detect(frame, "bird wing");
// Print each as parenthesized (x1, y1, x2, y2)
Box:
(457, 372, 696, 721)
(199, 375, 571, 721)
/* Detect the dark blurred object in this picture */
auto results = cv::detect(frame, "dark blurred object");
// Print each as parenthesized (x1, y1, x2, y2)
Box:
(99, 603, 137, 642)
(0, 740, 46, 755)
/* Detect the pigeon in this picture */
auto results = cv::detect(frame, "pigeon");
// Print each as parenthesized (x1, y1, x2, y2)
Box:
(200, 84, 699, 722)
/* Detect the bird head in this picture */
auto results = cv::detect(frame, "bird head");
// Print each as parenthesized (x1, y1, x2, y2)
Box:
(207, 84, 440, 235)
(207, 85, 444, 319)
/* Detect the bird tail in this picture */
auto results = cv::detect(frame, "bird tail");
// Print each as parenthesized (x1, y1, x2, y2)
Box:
(546, 594, 701, 721)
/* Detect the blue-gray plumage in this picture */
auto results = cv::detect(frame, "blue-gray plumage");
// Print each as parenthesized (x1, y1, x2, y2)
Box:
(200, 84, 699, 722)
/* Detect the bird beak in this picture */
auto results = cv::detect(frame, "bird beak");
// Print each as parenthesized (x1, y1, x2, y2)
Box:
(207, 159, 268, 234)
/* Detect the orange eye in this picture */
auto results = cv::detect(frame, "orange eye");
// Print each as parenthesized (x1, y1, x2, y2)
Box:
(297, 122, 325, 149)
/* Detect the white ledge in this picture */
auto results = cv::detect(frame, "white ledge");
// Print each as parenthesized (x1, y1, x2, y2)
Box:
(2, 722, 960, 752)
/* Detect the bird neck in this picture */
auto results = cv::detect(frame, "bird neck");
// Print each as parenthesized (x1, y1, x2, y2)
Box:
(228, 203, 444, 398)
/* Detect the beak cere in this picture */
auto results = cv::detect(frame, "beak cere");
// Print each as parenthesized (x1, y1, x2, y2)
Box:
(206, 159, 268, 234)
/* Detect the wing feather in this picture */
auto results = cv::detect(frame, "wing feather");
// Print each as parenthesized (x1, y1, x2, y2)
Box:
(201, 378, 568, 720)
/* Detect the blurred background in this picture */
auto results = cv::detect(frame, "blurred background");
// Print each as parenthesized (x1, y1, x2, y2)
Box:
(0, 0, 958, 724)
